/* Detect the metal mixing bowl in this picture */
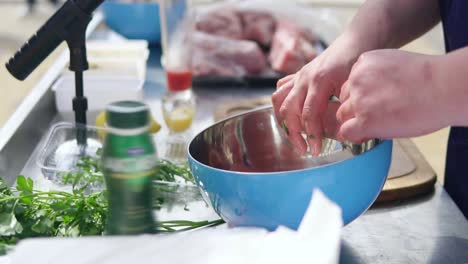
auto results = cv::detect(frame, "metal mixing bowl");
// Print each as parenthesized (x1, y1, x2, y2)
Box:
(188, 106, 392, 230)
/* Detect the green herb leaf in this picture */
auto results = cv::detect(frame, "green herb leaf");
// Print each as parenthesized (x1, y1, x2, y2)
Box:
(31, 217, 54, 234)
(0, 213, 23, 236)
(0, 160, 223, 256)
(16, 176, 33, 193)
(14, 204, 25, 216)
(0, 242, 15, 255)
(0, 179, 10, 195)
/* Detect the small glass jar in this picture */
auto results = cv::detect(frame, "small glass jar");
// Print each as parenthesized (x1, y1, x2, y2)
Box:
(162, 86, 196, 135)
(159, 0, 195, 162)
(161, 68, 196, 163)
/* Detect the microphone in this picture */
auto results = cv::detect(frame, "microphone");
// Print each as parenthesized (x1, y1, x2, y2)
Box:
(5, 0, 105, 81)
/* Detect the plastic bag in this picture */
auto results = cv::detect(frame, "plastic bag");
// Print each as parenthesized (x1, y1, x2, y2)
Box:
(164, 0, 343, 82)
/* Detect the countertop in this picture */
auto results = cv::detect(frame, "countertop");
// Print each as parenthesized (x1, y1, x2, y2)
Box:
(141, 44, 468, 263)
(1, 2, 466, 263)
(0, 0, 449, 182)
(341, 187, 468, 264)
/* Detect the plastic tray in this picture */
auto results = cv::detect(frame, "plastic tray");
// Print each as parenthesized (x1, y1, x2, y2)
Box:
(36, 122, 203, 205)
(37, 122, 104, 181)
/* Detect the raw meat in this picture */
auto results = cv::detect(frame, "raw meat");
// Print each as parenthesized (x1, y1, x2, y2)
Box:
(269, 20, 318, 74)
(191, 32, 268, 77)
(277, 19, 317, 43)
(195, 7, 276, 46)
(238, 10, 276, 46)
(195, 8, 243, 40)
(190, 6, 320, 77)
(192, 53, 247, 77)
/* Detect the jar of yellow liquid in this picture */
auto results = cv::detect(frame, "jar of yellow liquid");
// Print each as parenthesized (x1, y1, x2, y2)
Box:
(163, 104, 195, 133)
(161, 69, 196, 163)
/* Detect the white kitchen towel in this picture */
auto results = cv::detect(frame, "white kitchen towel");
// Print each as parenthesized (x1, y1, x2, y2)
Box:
(8, 189, 343, 264)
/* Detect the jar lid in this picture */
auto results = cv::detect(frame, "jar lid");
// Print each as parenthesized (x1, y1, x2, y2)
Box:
(106, 101, 149, 129)
(166, 70, 193, 92)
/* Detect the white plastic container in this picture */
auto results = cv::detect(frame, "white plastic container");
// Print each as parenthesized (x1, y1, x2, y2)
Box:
(86, 57, 147, 80)
(54, 39, 149, 113)
(85, 39, 150, 81)
(86, 39, 150, 59)
(52, 74, 144, 113)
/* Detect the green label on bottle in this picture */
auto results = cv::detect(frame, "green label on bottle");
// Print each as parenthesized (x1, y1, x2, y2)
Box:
(102, 153, 157, 235)
(103, 154, 157, 176)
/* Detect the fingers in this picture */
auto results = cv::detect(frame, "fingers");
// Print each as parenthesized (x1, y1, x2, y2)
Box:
(339, 80, 351, 103)
(272, 78, 294, 124)
(301, 74, 335, 155)
(274, 74, 308, 154)
(282, 116, 308, 155)
(337, 117, 366, 143)
(302, 90, 329, 156)
(336, 82, 365, 142)
(290, 132, 308, 155)
(278, 76, 309, 152)
(336, 99, 354, 124)
(322, 102, 341, 140)
(277, 74, 295, 88)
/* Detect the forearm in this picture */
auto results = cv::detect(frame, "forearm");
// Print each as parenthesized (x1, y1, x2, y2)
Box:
(435, 47, 468, 127)
(331, 0, 440, 59)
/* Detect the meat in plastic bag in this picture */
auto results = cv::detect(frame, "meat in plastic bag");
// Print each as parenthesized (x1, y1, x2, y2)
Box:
(190, 32, 268, 78)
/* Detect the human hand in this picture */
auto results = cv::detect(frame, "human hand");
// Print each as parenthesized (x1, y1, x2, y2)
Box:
(336, 49, 448, 142)
(272, 40, 358, 155)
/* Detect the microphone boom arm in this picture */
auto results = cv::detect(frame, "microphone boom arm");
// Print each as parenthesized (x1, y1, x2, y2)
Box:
(6, 0, 106, 145)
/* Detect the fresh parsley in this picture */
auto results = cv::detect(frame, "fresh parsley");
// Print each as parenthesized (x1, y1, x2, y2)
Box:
(0, 159, 224, 254)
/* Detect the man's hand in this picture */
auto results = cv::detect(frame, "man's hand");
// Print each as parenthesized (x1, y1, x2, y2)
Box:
(272, 41, 357, 155)
(336, 49, 449, 142)
(271, 0, 440, 155)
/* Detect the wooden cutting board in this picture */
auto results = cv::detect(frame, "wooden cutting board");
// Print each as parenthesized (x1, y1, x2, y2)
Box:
(388, 140, 416, 179)
(377, 138, 437, 204)
(214, 96, 437, 203)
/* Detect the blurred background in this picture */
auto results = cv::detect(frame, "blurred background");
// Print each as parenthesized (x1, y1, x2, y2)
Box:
(0, 0, 448, 183)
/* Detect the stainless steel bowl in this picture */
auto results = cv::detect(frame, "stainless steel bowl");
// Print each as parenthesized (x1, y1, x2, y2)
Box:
(190, 106, 382, 172)
(188, 106, 392, 229)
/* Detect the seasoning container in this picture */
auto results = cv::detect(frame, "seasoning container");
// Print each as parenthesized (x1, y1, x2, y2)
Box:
(160, 69, 196, 163)
(162, 70, 196, 134)
(159, 0, 196, 162)
(102, 101, 157, 235)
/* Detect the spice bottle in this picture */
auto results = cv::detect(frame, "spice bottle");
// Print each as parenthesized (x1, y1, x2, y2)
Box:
(161, 68, 196, 162)
(102, 101, 157, 235)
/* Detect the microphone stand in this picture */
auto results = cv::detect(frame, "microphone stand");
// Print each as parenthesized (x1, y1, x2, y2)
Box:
(6, 0, 105, 145)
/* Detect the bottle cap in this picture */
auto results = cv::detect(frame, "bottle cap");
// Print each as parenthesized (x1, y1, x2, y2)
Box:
(106, 101, 149, 129)
(166, 70, 193, 92)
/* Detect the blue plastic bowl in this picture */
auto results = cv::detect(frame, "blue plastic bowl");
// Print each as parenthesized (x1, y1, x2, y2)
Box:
(188, 107, 392, 230)
(101, 1, 161, 44)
